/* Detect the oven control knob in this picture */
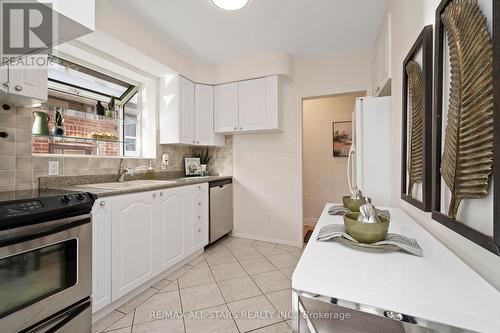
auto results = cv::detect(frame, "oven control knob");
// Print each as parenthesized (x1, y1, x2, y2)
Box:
(76, 193, 86, 201)
(61, 195, 72, 203)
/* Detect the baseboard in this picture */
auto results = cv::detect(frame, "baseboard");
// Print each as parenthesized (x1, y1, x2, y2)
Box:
(230, 232, 302, 247)
(303, 217, 319, 226)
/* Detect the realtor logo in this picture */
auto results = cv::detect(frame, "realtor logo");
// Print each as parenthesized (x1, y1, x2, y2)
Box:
(2, 1, 53, 55)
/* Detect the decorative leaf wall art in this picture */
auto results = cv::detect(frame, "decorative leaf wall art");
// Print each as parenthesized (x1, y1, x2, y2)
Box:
(401, 25, 433, 211)
(432, 0, 500, 255)
(406, 61, 424, 196)
(440, 0, 494, 219)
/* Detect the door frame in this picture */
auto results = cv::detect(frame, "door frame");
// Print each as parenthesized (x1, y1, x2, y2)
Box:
(296, 88, 368, 246)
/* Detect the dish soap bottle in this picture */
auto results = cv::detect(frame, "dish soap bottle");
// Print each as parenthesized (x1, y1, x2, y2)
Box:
(146, 161, 155, 180)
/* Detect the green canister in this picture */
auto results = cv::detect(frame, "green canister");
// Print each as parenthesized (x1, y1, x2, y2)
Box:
(32, 111, 50, 135)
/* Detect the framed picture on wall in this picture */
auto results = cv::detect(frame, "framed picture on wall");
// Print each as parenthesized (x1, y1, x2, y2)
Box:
(401, 25, 433, 212)
(432, 0, 499, 255)
(332, 121, 352, 157)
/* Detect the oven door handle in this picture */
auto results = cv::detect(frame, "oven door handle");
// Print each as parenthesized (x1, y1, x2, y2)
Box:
(0, 214, 91, 247)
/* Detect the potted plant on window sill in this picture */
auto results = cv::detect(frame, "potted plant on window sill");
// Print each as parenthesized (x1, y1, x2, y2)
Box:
(51, 110, 64, 136)
(106, 96, 115, 118)
(192, 148, 213, 176)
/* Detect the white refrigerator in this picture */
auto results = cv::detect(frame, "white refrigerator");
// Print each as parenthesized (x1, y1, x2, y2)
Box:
(350, 96, 392, 207)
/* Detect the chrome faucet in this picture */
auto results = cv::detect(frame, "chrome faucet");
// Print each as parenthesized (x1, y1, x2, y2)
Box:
(117, 159, 133, 182)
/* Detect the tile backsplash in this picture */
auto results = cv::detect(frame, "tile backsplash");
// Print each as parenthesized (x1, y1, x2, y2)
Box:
(0, 105, 232, 192)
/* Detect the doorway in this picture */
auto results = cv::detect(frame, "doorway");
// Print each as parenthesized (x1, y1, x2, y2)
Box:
(302, 91, 366, 243)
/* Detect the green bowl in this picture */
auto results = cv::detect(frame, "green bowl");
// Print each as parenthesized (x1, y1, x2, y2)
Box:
(343, 212, 390, 244)
(342, 196, 371, 212)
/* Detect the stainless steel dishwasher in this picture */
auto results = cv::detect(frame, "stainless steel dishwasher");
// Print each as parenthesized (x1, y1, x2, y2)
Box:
(209, 178, 233, 244)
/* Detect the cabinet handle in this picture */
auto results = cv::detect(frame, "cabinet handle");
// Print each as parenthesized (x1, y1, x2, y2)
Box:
(233, 127, 237, 130)
(153, 193, 157, 198)
(14, 85, 22, 92)
(198, 202, 201, 206)
(100, 201, 105, 206)
(197, 141, 200, 144)
(198, 185, 201, 189)
(198, 215, 201, 219)
(239, 127, 243, 130)
(160, 192, 164, 196)
(2, 82, 9, 89)
(198, 229, 201, 233)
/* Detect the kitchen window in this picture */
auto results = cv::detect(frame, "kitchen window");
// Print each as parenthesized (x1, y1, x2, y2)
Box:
(31, 56, 142, 157)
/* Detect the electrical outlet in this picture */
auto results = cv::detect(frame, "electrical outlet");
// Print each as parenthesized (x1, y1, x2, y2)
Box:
(161, 153, 169, 170)
(48, 161, 59, 176)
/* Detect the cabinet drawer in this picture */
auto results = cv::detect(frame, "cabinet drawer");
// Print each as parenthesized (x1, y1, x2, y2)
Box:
(192, 223, 206, 248)
(192, 211, 206, 226)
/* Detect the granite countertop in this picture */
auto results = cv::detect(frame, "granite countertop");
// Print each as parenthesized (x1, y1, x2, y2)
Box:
(40, 173, 232, 198)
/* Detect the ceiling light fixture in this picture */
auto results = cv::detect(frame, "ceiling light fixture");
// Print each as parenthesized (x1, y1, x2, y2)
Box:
(211, 0, 249, 11)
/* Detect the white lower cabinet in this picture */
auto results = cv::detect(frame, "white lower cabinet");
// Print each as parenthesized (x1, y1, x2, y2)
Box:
(111, 191, 156, 300)
(91, 183, 209, 312)
(91, 198, 112, 313)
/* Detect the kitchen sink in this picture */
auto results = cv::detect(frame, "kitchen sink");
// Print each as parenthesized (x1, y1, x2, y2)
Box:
(76, 180, 177, 190)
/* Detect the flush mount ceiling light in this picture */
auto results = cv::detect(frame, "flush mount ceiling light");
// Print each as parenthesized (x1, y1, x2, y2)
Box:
(211, 0, 249, 11)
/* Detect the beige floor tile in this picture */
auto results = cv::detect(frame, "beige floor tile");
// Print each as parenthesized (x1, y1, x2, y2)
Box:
(254, 246, 288, 257)
(151, 278, 172, 290)
(180, 282, 225, 312)
(105, 328, 131, 333)
(166, 264, 193, 280)
(224, 237, 255, 250)
(93, 311, 126, 333)
(159, 279, 179, 293)
(117, 288, 158, 314)
(229, 246, 263, 260)
(184, 304, 238, 333)
(210, 261, 248, 281)
(206, 250, 238, 266)
(266, 253, 299, 269)
(133, 290, 182, 325)
(251, 322, 291, 333)
(179, 263, 215, 289)
(188, 253, 209, 266)
(131, 318, 184, 333)
(217, 276, 262, 303)
(276, 244, 302, 253)
(279, 267, 294, 281)
(266, 289, 292, 320)
(252, 270, 291, 294)
(239, 257, 276, 275)
(227, 295, 282, 332)
(104, 311, 134, 332)
(252, 240, 278, 248)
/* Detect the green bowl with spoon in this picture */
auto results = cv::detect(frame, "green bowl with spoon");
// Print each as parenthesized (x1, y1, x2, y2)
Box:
(343, 212, 390, 243)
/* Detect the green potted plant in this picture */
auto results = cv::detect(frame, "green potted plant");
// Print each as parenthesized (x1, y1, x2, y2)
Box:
(106, 96, 115, 118)
(51, 110, 64, 136)
(192, 148, 213, 176)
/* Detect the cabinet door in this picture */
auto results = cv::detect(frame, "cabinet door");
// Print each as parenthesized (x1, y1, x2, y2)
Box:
(8, 55, 48, 101)
(179, 76, 196, 144)
(111, 191, 155, 300)
(195, 84, 217, 145)
(238, 78, 266, 131)
(156, 188, 187, 272)
(91, 199, 112, 313)
(214, 82, 238, 133)
(0, 64, 8, 94)
(186, 184, 209, 254)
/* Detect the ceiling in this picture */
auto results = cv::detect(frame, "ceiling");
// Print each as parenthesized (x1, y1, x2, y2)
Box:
(109, 0, 389, 64)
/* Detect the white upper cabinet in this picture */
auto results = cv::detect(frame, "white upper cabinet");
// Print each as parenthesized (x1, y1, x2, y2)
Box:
(214, 75, 280, 134)
(214, 82, 239, 133)
(179, 76, 196, 144)
(196, 84, 225, 146)
(160, 75, 225, 147)
(372, 13, 391, 97)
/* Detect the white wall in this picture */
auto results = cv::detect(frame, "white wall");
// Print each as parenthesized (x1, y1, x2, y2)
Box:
(387, 0, 500, 291)
(302, 93, 365, 224)
(232, 53, 372, 246)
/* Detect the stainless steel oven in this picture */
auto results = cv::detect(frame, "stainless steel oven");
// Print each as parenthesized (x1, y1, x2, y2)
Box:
(0, 191, 95, 333)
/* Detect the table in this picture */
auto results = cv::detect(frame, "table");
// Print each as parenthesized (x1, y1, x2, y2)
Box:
(291, 204, 500, 333)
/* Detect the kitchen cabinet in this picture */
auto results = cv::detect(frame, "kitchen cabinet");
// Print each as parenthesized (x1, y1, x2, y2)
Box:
(111, 191, 156, 300)
(91, 198, 112, 313)
(160, 76, 225, 146)
(155, 188, 188, 273)
(214, 75, 280, 134)
(372, 13, 391, 97)
(214, 82, 239, 132)
(186, 184, 209, 254)
(0, 55, 48, 105)
(196, 84, 225, 146)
